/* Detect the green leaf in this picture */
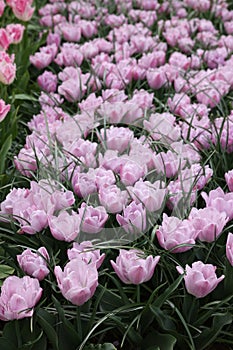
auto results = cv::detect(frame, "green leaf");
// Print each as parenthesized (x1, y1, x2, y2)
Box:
(52, 296, 81, 346)
(0, 135, 12, 174)
(0, 265, 15, 279)
(194, 312, 232, 350)
(83, 344, 117, 350)
(0, 337, 18, 350)
(149, 306, 176, 332)
(151, 275, 183, 308)
(2, 321, 18, 347)
(37, 310, 59, 350)
(98, 286, 125, 312)
(31, 333, 47, 350)
(144, 331, 177, 350)
(10, 94, 38, 102)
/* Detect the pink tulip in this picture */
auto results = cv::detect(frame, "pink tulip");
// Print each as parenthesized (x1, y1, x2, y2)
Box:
(157, 213, 197, 253)
(58, 23, 81, 42)
(111, 249, 160, 284)
(9, 0, 35, 21)
(0, 0, 5, 16)
(0, 51, 16, 85)
(99, 185, 129, 213)
(146, 68, 167, 89)
(201, 187, 233, 222)
(143, 112, 181, 144)
(48, 211, 80, 242)
(54, 257, 98, 306)
(0, 99, 10, 122)
(67, 241, 105, 269)
(17, 247, 50, 281)
(99, 126, 134, 154)
(226, 232, 233, 266)
(30, 44, 57, 70)
(37, 71, 57, 93)
(0, 276, 42, 320)
(78, 203, 108, 234)
(120, 160, 147, 186)
(94, 167, 116, 189)
(127, 179, 166, 212)
(177, 261, 224, 298)
(0, 28, 10, 51)
(189, 207, 228, 242)
(225, 170, 233, 192)
(116, 201, 147, 234)
(6, 23, 25, 44)
(58, 79, 86, 102)
(71, 169, 97, 198)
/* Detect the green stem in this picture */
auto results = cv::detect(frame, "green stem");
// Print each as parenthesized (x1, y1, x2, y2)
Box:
(15, 320, 22, 348)
(137, 284, 141, 303)
(76, 306, 82, 340)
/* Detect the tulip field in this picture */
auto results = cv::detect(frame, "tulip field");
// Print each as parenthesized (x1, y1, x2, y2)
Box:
(1, 0, 233, 349)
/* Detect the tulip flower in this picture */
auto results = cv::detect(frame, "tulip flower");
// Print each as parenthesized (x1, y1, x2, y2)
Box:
(111, 249, 160, 284)
(0, 276, 42, 320)
(54, 257, 98, 306)
(177, 261, 224, 298)
(17, 247, 50, 281)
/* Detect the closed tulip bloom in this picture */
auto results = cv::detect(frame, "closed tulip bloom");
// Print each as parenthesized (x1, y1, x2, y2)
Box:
(48, 210, 80, 242)
(54, 258, 98, 306)
(0, 51, 16, 85)
(189, 207, 228, 242)
(0, 276, 42, 320)
(17, 247, 50, 281)
(6, 23, 25, 44)
(10, 0, 35, 21)
(226, 232, 233, 266)
(111, 249, 160, 284)
(0, 28, 10, 51)
(177, 261, 225, 298)
(146, 68, 167, 89)
(156, 213, 197, 253)
(0, 0, 5, 17)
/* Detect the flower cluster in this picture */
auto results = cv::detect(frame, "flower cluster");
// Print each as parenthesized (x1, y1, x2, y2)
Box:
(1, 1, 233, 343)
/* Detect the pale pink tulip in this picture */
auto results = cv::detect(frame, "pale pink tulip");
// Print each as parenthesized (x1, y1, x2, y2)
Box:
(17, 247, 50, 281)
(111, 249, 160, 284)
(54, 257, 98, 306)
(177, 261, 224, 298)
(0, 276, 42, 320)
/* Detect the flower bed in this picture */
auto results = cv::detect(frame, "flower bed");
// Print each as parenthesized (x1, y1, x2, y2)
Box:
(1, 0, 233, 349)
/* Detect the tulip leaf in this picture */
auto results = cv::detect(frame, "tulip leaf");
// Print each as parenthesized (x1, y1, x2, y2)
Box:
(37, 310, 59, 350)
(152, 275, 183, 308)
(0, 135, 12, 175)
(194, 312, 232, 350)
(0, 265, 15, 279)
(143, 331, 177, 350)
(12, 94, 37, 102)
(0, 337, 17, 350)
(83, 344, 117, 350)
